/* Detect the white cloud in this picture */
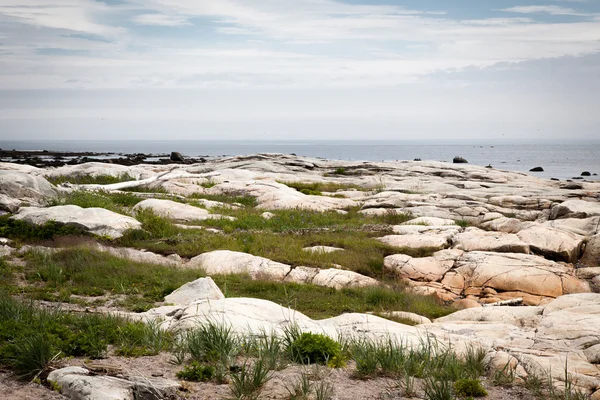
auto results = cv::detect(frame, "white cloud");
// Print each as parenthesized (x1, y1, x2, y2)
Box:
(131, 13, 190, 26)
(498, 5, 592, 16)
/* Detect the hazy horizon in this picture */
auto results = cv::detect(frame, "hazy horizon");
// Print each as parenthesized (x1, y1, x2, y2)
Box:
(1, 1, 599, 141)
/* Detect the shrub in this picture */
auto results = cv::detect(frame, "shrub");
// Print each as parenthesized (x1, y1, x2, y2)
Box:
(288, 332, 342, 366)
(454, 378, 487, 398)
(176, 362, 215, 382)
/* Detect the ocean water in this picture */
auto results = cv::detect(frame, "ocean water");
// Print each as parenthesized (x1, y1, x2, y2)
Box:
(1, 140, 599, 181)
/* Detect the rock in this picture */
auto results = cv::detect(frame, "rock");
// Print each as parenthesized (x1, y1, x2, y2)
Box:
(529, 166, 544, 172)
(164, 277, 224, 305)
(47, 366, 180, 400)
(561, 182, 583, 190)
(436, 305, 543, 328)
(12, 205, 141, 239)
(403, 216, 456, 226)
(261, 211, 275, 220)
(480, 217, 523, 234)
(550, 200, 600, 220)
(189, 250, 291, 281)
(453, 156, 468, 164)
(543, 217, 600, 237)
(370, 311, 432, 325)
(453, 227, 530, 254)
(516, 224, 584, 263)
(384, 249, 462, 282)
(133, 199, 233, 222)
(309, 268, 379, 290)
(582, 171, 591, 176)
(170, 151, 185, 162)
(451, 298, 482, 310)
(455, 252, 590, 302)
(302, 246, 343, 254)
(0, 171, 57, 212)
(580, 234, 600, 268)
(378, 233, 451, 250)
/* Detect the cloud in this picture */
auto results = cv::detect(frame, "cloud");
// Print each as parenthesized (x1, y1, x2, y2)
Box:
(131, 13, 190, 26)
(498, 5, 592, 16)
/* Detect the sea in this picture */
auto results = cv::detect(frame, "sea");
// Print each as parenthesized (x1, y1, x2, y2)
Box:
(1, 140, 599, 182)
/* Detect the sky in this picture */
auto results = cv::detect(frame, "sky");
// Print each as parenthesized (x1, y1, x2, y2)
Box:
(0, 0, 599, 142)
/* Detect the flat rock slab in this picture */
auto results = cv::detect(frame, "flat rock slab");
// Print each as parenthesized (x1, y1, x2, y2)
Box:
(302, 245, 344, 253)
(378, 231, 454, 249)
(550, 199, 600, 220)
(133, 198, 233, 222)
(189, 250, 292, 280)
(453, 227, 530, 254)
(516, 224, 583, 263)
(12, 205, 141, 239)
(454, 251, 589, 299)
(384, 249, 463, 282)
(47, 366, 180, 400)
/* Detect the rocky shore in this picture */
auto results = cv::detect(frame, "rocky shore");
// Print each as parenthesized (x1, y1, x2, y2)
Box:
(1, 153, 600, 400)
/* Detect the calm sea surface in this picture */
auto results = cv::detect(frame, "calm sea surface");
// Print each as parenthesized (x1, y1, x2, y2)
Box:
(1, 140, 599, 181)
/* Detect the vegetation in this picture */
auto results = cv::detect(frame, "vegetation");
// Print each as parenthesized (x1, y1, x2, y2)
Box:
(176, 362, 215, 382)
(46, 173, 136, 186)
(49, 190, 143, 215)
(0, 293, 172, 379)
(454, 378, 488, 398)
(288, 333, 343, 366)
(280, 181, 365, 195)
(0, 215, 87, 242)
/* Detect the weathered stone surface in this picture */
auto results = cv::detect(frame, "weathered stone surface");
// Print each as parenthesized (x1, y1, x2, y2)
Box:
(516, 224, 583, 263)
(580, 234, 600, 268)
(0, 170, 57, 212)
(378, 230, 454, 250)
(454, 252, 589, 300)
(550, 199, 600, 220)
(189, 250, 291, 280)
(369, 311, 432, 325)
(384, 249, 462, 282)
(453, 227, 530, 254)
(302, 245, 344, 254)
(543, 217, 600, 237)
(164, 277, 224, 305)
(47, 366, 180, 400)
(402, 216, 456, 226)
(309, 268, 379, 290)
(12, 205, 141, 239)
(451, 298, 482, 310)
(480, 217, 523, 233)
(133, 198, 232, 222)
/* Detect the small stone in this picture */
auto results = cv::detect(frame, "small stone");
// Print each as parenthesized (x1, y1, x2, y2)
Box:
(529, 166, 544, 172)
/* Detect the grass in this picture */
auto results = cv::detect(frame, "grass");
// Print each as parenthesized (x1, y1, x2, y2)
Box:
(46, 173, 136, 186)
(0, 293, 173, 380)
(188, 192, 258, 208)
(20, 247, 203, 311)
(11, 244, 449, 319)
(119, 209, 423, 278)
(279, 181, 365, 194)
(0, 215, 88, 243)
(49, 190, 143, 215)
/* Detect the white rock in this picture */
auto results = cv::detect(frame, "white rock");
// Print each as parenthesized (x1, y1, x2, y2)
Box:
(164, 277, 224, 305)
(550, 199, 600, 220)
(453, 227, 530, 254)
(133, 198, 233, 222)
(189, 250, 291, 280)
(402, 216, 456, 226)
(12, 205, 141, 239)
(378, 232, 453, 249)
(261, 211, 275, 220)
(302, 246, 344, 254)
(516, 224, 584, 263)
(0, 170, 57, 212)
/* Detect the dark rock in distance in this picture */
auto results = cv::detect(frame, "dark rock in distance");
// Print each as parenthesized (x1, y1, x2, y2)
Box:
(561, 183, 583, 190)
(485, 164, 492, 169)
(453, 156, 468, 164)
(550, 178, 559, 181)
(170, 152, 185, 162)
(413, 158, 422, 161)
(581, 171, 591, 176)
(572, 177, 584, 180)
(529, 166, 544, 172)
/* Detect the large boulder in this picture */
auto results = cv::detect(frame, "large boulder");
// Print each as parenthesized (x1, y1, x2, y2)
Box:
(133, 198, 232, 223)
(580, 234, 600, 268)
(550, 200, 600, 220)
(454, 252, 589, 301)
(189, 250, 291, 281)
(11, 205, 141, 239)
(47, 366, 180, 400)
(0, 170, 57, 212)
(164, 277, 224, 305)
(516, 224, 584, 263)
(384, 249, 463, 282)
(453, 227, 530, 254)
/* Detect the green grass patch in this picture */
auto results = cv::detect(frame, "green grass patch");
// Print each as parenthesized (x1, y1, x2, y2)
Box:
(188, 192, 258, 208)
(21, 247, 203, 311)
(49, 190, 143, 215)
(46, 173, 136, 186)
(279, 181, 365, 194)
(0, 215, 88, 243)
(0, 293, 172, 379)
